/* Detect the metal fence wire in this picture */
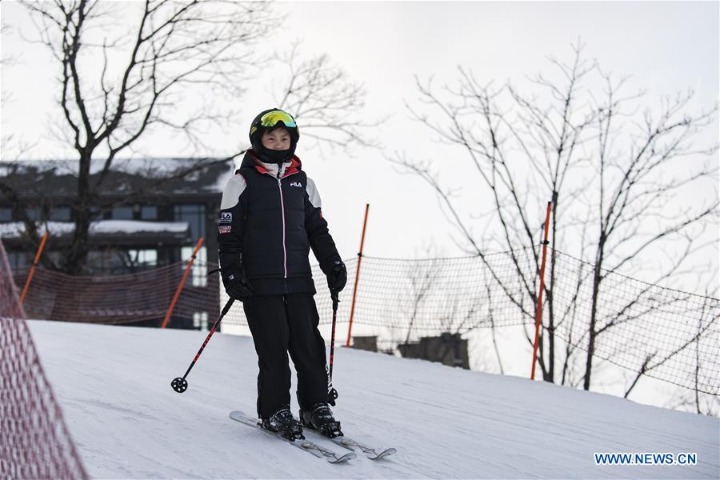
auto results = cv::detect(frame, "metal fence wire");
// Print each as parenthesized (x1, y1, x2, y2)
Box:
(9, 246, 720, 396)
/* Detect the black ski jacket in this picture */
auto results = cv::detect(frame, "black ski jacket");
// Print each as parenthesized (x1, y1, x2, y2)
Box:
(217, 151, 342, 295)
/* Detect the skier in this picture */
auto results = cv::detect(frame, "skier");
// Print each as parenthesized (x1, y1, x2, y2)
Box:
(217, 108, 347, 441)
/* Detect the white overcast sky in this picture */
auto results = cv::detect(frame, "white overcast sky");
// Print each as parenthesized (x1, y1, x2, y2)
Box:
(1, 1, 718, 267)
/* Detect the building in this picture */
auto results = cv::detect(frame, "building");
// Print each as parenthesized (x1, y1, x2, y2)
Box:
(398, 333, 470, 369)
(0, 157, 234, 272)
(0, 157, 235, 329)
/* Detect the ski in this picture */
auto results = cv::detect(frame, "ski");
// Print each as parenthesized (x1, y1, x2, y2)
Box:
(304, 429, 397, 460)
(229, 410, 356, 464)
(329, 435, 397, 460)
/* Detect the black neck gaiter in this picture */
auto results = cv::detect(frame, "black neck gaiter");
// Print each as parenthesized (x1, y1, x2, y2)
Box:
(258, 147, 292, 165)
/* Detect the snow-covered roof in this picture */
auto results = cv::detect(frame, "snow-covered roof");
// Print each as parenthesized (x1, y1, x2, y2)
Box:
(0, 157, 236, 197)
(0, 220, 191, 241)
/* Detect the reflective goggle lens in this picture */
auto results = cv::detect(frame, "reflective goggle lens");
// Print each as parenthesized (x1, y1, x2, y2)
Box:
(260, 110, 296, 128)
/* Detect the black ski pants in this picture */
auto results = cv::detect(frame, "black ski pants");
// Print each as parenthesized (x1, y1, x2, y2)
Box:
(243, 293, 329, 419)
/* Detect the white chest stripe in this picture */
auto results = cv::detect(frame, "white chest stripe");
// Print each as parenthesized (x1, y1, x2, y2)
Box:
(220, 174, 247, 210)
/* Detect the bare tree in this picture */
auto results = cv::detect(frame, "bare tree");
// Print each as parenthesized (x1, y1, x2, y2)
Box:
(392, 43, 719, 392)
(2, 0, 370, 274)
(272, 42, 380, 152)
(661, 285, 720, 416)
(3, 0, 276, 273)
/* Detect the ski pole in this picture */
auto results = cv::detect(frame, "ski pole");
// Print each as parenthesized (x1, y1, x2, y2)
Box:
(171, 298, 235, 393)
(327, 291, 339, 405)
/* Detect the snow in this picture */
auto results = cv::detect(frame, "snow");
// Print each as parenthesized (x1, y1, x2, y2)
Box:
(27, 320, 719, 479)
(0, 220, 189, 239)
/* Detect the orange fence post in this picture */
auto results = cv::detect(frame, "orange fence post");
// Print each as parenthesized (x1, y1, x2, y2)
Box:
(20, 231, 49, 304)
(345, 203, 370, 347)
(161, 238, 204, 329)
(531, 201, 553, 380)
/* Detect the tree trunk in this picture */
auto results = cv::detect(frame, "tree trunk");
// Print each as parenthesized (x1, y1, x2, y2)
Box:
(64, 152, 93, 275)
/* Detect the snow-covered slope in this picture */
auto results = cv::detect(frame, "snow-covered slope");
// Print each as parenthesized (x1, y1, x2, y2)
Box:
(28, 320, 718, 479)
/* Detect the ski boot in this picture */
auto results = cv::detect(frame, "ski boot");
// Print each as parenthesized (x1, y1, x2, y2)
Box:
(261, 407, 304, 441)
(300, 403, 343, 438)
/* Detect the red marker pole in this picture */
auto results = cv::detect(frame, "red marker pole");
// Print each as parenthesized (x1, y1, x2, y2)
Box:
(531, 201, 552, 380)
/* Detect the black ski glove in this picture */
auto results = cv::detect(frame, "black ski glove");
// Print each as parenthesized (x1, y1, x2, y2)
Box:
(326, 260, 347, 294)
(222, 264, 253, 302)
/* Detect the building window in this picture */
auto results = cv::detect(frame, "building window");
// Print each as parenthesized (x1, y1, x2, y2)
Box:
(193, 311, 208, 331)
(86, 250, 115, 274)
(84, 248, 158, 274)
(126, 249, 158, 269)
(112, 206, 134, 220)
(181, 245, 207, 287)
(174, 204, 206, 240)
(26, 207, 42, 221)
(49, 207, 71, 221)
(141, 206, 158, 220)
(7, 251, 30, 269)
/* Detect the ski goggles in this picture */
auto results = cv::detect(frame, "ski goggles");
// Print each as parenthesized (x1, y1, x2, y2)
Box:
(259, 110, 297, 128)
